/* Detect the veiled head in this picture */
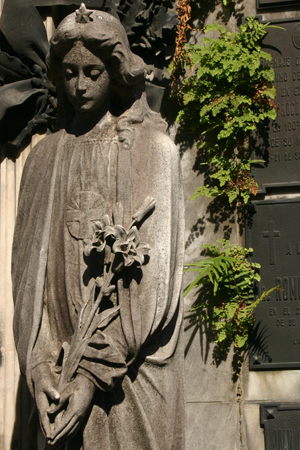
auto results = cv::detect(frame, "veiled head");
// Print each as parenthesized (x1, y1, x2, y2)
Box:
(46, 6, 145, 117)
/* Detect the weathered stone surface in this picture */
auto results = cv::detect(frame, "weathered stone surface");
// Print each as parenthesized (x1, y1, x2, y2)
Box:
(243, 403, 265, 450)
(184, 316, 237, 403)
(243, 369, 300, 401)
(181, 143, 240, 446)
(186, 402, 239, 450)
(0, 138, 39, 450)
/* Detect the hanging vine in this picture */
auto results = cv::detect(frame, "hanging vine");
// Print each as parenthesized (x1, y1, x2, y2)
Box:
(185, 240, 279, 349)
(171, 0, 192, 89)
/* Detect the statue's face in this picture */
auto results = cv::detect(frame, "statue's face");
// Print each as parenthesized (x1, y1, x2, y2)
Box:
(62, 43, 110, 115)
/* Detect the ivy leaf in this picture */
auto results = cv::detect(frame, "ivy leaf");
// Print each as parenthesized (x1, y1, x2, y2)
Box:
(216, 329, 227, 343)
(227, 190, 238, 204)
(226, 303, 238, 319)
(183, 90, 197, 105)
(186, 241, 279, 350)
(173, 16, 277, 205)
(235, 335, 248, 348)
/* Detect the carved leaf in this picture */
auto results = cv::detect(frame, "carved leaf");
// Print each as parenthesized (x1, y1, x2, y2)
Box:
(119, 0, 147, 35)
(148, 5, 178, 39)
(0, 52, 32, 85)
(132, 196, 155, 223)
(0, 0, 49, 70)
(145, 64, 170, 83)
(0, 79, 43, 121)
(103, 0, 120, 18)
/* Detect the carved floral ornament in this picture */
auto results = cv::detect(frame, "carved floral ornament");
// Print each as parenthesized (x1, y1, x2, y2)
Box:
(0, 0, 177, 155)
(55, 197, 154, 397)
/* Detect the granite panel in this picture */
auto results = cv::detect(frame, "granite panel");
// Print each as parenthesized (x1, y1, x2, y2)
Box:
(243, 403, 265, 450)
(243, 370, 300, 401)
(184, 321, 237, 403)
(186, 402, 239, 450)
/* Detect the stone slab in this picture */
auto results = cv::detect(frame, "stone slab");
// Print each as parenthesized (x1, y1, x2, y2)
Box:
(243, 403, 265, 450)
(251, 18, 300, 192)
(186, 402, 239, 450)
(184, 318, 237, 403)
(246, 199, 300, 369)
(243, 368, 300, 401)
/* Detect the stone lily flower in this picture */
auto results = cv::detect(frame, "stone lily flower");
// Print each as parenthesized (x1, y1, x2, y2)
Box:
(59, 198, 154, 390)
(112, 225, 150, 268)
(83, 215, 110, 257)
(84, 197, 154, 265)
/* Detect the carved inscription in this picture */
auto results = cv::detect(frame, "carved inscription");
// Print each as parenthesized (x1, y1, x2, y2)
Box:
(247, 200, 300, 369)
(252, 20, 300, 192)
(263, 221, 280, 265)
(260, 404, 300, 450)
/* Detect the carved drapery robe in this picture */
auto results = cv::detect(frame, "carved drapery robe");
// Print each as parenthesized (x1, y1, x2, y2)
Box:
(12, 115, 185, 449)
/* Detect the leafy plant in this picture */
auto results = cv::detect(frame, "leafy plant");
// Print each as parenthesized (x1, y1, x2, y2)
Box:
(185, 240, 278, 348)
(175, 17, 278, 204)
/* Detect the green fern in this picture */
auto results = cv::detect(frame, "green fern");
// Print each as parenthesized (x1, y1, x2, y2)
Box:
(185, 240, 279, 348)
(175, 17, 278, 204)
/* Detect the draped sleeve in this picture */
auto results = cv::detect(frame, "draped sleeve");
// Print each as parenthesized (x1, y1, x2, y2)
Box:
(12, 131, 65, 392)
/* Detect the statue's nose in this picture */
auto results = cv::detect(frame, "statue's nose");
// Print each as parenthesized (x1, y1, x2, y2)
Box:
(76, 72, 87, 92)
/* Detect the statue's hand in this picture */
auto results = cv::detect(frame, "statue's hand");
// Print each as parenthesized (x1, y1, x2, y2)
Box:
(47, 373, 95, 447)
(32, 363, 60, 439)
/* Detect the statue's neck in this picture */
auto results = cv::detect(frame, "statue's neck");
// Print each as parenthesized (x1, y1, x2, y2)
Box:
(68, 108, 110, 136)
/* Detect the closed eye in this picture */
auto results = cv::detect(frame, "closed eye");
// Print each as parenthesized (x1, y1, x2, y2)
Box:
(89, 69, 101, 79)
(63, 66, 77, 80)
(85, 64, 105, 80)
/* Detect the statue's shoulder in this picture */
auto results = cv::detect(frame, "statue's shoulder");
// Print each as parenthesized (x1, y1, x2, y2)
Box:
(24, 131, 63, 167)
(136, 122, 177, 156)
(21, 131, 63, 185)
(31, 130, 63, 156)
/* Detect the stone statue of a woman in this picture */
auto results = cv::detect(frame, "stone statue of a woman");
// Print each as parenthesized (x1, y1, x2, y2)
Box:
(12, 5, 185, 449)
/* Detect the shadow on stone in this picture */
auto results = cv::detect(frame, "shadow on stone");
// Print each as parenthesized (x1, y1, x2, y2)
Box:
(184, 283, 250, 383)
(11, 376, 32, 450)
(248, 319, 272, 366)
(185, 216, 206, 250)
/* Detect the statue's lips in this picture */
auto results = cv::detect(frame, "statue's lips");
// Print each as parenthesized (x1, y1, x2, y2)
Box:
(76, 97, 92, 104)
